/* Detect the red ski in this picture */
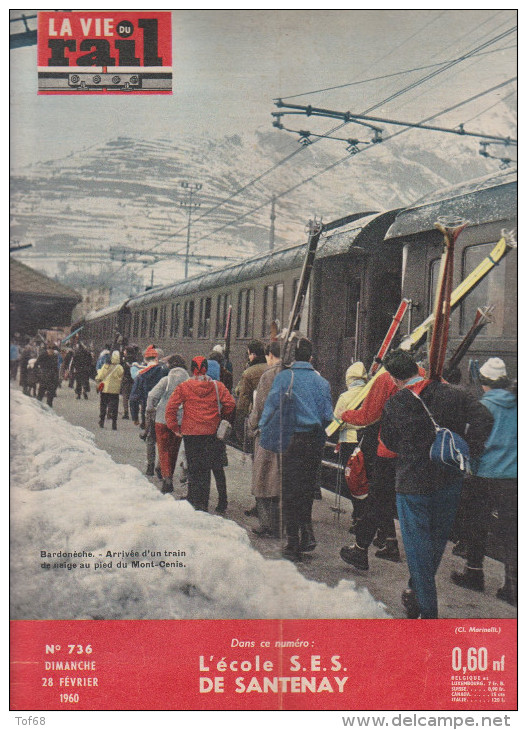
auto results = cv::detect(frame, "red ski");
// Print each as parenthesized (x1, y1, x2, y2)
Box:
(428, 221, 467, 380)
(369, 298, 411, 376)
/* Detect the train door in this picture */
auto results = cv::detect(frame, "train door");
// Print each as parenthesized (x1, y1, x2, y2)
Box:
(311, 255, 364, 397)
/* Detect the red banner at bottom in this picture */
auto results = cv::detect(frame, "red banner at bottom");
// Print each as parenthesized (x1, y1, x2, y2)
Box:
(10, 619, 517, 711)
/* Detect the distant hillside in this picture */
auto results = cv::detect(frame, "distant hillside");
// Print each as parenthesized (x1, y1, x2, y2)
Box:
(10, 109, 515, 300)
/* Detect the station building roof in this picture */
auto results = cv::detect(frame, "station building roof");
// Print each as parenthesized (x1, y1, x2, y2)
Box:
(10, 258, 81, 334)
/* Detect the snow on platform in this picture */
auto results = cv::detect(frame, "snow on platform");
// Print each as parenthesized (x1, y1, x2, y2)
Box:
(9, 389, 389, 620)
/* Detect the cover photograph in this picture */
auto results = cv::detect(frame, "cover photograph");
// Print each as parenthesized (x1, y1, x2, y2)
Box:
(9, 8, 518, 718)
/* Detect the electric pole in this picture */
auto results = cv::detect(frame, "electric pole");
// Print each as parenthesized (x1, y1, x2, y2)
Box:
(180, 181, 202, 279)
(269, 195, 276, 251)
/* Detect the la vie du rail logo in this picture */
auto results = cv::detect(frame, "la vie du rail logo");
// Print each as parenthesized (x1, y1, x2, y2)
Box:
(37, 11, 172, 94)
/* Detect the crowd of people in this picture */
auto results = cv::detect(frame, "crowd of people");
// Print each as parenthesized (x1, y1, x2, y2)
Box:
(11, 332, 517, 618)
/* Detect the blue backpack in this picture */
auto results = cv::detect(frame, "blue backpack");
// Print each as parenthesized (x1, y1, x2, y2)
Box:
(409, 390, 471, 475)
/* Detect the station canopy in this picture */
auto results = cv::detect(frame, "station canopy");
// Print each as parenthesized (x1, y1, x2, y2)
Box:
(10, 258, 81, 336)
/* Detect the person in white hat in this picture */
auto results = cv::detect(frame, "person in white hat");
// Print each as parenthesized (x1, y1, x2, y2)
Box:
(333, 363, 376, 534)
(451, 357, 517, 606)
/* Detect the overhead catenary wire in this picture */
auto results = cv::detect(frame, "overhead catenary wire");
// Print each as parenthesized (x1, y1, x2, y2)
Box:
(112, 15, 496, 275)
(357, 25, 516, 114)
(274, 77, 518, 146)
(274, 44, 516, 102)
(388, 37, 516, 122)
(176, 30, 518, 253)
(384, 13, 516, 118)
(116, 22, 517, 277)
(459, 89, 517, 127)
(182, 78, 518, 252)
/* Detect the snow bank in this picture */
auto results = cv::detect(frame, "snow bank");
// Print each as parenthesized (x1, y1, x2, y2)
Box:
(10, 390, 389, 620)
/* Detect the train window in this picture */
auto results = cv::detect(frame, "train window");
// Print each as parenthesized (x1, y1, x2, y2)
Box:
(344, 278, 361, 338)
(170, 302, 180, 337)
(183, 300, 195, 338)
(132, 311, 139, 338)
(215, 294, 231, 339)
(428, 258, 441, 314)
(149, 308, 158, 338)
(262, 283, 284, 337)
(159, 305, 167, 339)
(236, 288, 255, 339)
(198, 297, 212, 338)
(460, 242, 505, 337)
(140, 310, 148, 338)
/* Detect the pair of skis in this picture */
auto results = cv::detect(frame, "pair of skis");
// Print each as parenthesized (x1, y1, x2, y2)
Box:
(280, 218, 324, 364)
(443, 305, 494, 383)
(369, 297, 411, 377)
(326, 232, 514, 436)
(427, 222, 467, 380)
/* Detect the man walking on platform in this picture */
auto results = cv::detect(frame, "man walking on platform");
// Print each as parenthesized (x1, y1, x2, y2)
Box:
(378, 351, 493, 619)
(259, 337, 333, 560)
(35, 343, 60, 407)
(71, 343, 94, 400)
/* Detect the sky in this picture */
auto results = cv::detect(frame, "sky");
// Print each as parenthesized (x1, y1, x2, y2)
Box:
(10, 8, 517, 170)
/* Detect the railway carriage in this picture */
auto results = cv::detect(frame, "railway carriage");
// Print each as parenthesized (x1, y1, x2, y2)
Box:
(385, 169, 517, 380)
(78, 169, 517, 396)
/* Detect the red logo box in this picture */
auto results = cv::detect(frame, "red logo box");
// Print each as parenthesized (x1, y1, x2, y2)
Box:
(37, 11, 172, 94)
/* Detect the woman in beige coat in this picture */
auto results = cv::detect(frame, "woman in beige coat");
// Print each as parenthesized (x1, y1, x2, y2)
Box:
(247, 342, 282, 537)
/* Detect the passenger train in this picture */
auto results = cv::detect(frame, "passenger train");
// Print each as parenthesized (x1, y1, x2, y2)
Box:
(77, 169, 517, 398)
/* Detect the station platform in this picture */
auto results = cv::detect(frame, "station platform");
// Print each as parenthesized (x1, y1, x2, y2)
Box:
(47, 381, 516, 620)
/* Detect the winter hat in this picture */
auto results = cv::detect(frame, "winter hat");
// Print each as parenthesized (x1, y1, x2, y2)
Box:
(480, 357, 507, 381)
(190, 356, 208, 376)
(144, 345, 158, 359)
(346, 361, 367, 385)
(212, 344, 224, 354)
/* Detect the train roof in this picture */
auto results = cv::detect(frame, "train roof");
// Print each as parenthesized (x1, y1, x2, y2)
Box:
(84, 301, 128, 321)
(385, 169, 517, 241)
(125, 211, 381, 309)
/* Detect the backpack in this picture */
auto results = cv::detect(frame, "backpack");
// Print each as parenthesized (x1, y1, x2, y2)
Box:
(409, 389, 470, 475)
(344, 445, 369, 499)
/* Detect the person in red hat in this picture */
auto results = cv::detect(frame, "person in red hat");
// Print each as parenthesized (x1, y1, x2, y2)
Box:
(129, 345, 169, 475)
(165, 356, 235, 512)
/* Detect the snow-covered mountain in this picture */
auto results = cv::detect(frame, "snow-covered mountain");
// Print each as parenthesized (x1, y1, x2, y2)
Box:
(10, 110, 516, 300)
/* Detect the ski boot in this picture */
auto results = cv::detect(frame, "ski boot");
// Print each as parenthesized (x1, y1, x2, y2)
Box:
(161, 478, 174, 494)
(450, 565, 484, 592)
(375, 538, 401, 562)
(299, 524, 317, 552)
(401, 588, 420, 619)
(340, 543, 368, 570)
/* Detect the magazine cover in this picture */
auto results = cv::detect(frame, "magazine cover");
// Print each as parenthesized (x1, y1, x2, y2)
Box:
(9, 7, 518, 724)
